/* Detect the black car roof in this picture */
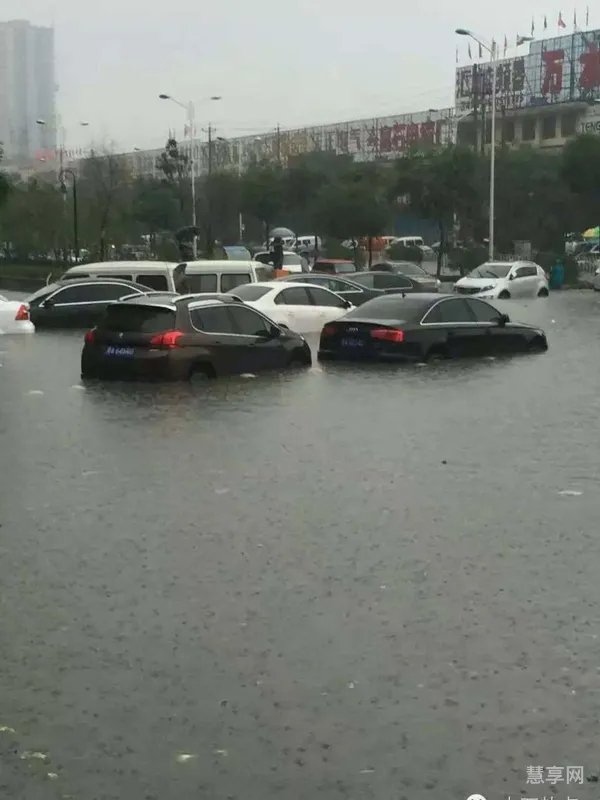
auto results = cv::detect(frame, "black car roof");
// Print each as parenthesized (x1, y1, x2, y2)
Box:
(345, 292, 450, 321)
(280, 272, 362, 285)
(354, 270, 412, 277)
(58, 276, 149, 288)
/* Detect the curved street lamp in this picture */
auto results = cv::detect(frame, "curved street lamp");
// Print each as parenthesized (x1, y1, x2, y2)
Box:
(456, 28, 498, 260)
(158, 94, 222, 258)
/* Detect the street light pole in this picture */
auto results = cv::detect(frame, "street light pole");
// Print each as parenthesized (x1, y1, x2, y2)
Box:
(489, 41, 498, 261)
(187, 102, 198, 259)
(158, 94, 222, 261)
(455, 28, 499, 260)
(59, 168, 79, 262)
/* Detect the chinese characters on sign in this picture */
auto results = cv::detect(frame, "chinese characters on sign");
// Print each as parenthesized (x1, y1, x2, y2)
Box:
(222, 112, 452, 172)
(454, 28, 600, 112)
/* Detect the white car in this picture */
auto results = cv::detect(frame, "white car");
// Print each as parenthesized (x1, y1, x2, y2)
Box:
(0, 295, 35, 334)
(454, 261, 549, 300)
(228, 281, 353, 333)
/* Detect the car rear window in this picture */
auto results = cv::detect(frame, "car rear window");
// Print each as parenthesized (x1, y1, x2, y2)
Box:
(347, 295, 431, 321)
(228, 285, 270, 301)
(101, 304, 176, 333)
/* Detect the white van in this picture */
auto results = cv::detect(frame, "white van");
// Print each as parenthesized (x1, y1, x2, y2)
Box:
(179, 260, 274, 294)
(294, 235, 322, 252)
(62, 261, 184, 292)
(392, 236, 425, 249)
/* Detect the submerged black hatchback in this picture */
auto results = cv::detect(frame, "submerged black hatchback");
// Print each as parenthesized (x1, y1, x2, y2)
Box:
(318, 293, 548, 362)
(81, 294, 311, 381)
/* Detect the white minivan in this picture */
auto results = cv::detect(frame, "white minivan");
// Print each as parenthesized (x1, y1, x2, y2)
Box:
(179, 260, 274, 294)
(62, 261, 185, 292)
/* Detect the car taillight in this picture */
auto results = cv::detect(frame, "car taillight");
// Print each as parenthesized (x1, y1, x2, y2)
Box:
(150, 330, 184, 348)
(84, 329, 96, 344)
(15, 304, 29, 321)
(370, 328, 404, 343)
(321, 324, 337, 337)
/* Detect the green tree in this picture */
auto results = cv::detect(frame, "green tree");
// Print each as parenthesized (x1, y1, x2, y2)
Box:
(156, 137, 190, 217)
(561, 133, 600, 230)
(240, 161, 286, 243)
(1, 178, 67, 261)
(495, 147, 576, 253)
(79, 149, 132, 261)
(395, 146, 484, 275)
(132, 177, 181, 253)
(312, 162, 391, 266)
(197, 170, 242, 253)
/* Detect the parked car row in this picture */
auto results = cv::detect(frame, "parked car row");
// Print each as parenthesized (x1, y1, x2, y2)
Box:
(80, 291, 548, 382)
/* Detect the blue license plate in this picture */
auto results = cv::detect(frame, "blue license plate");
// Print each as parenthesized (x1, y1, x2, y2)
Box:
(341, 337, 364, 348)
(105, 346, 134, 357)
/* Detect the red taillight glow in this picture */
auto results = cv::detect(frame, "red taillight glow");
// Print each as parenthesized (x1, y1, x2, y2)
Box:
(370, 328, 404, 343)
(84, 329, 96, 344)
(15, 304, 29, 321)
(150, 330, 184, 348)
(321, 324, 337, 337)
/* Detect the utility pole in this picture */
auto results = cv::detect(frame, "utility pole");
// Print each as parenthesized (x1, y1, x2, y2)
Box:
(276, 124, 281, 165)
(188, 102, 197, 260)
(472, 63, 479, 151)
(207, 124, 214, 258)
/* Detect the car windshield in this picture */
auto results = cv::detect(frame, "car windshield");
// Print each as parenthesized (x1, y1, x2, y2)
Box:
(385, 261, 428, 276)
(227, 285, 271, 301)
(100, 304, 176, 333)
(468, 263, 513, 279)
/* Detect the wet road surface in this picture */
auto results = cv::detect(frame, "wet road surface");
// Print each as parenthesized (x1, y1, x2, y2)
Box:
(2, 291, 600, 799)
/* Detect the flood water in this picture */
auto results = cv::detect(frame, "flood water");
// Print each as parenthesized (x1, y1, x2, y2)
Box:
(2, 290, 600, 800)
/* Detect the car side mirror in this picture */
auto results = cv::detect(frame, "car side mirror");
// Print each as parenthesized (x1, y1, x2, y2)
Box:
(497, 313, 510, 326)
(508, 274, 515, 280)
(261, 325, 281, 338)
(342, 300, 352, 309)
(42, 296, 55, 308)
(278, 322, 290, 330)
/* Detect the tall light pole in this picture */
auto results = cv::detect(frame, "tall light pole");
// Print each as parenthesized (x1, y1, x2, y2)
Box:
(59, 168, 79, 262)
(456, 29, 498, 260)
(158, 94, 221, 259)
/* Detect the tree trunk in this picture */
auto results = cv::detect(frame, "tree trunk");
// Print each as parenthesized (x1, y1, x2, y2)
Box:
(436, 221, 445, 279)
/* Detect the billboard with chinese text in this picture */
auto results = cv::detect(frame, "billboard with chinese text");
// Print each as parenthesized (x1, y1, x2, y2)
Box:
(455, 28, 600, 112)
(192, 109, 456, 174)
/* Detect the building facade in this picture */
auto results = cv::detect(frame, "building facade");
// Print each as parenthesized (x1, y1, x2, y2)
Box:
(0, 19, 56, 164)
(119, 107, 458, 180)
(455, 27, 600, 150)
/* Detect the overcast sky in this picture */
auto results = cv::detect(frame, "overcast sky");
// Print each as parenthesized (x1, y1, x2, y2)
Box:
(3, 0, 592, 152)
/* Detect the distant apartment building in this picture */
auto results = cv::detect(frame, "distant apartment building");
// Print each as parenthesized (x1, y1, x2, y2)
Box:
(0, 19, 56, 164)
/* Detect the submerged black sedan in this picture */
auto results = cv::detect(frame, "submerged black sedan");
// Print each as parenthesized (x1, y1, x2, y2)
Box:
(318, 293, 548, 362)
